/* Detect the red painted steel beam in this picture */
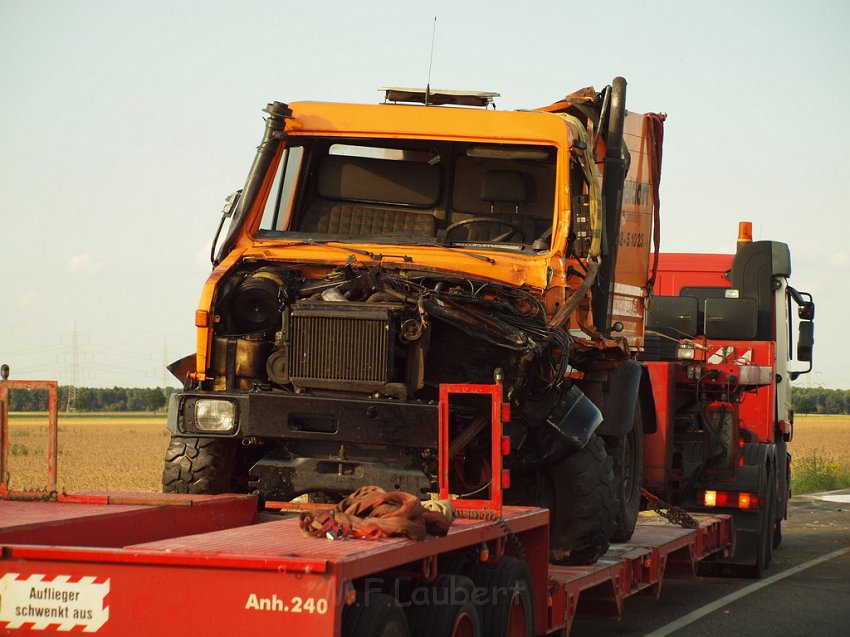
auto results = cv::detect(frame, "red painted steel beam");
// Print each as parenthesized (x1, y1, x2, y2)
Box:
(0, 493, 258, 547)
(0, 378, 59, 497)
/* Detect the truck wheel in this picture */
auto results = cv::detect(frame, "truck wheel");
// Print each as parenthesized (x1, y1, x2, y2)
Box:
(545, 434, 617, 565)
(773, 520, 783, 549)
(464, 557, 532, 637)
(405, 575, 481, 637)
(606, 406, 644, 542)
(343, 592, 409, 637)
(162, 436, 236, 494)
(745, 465, 776, 578)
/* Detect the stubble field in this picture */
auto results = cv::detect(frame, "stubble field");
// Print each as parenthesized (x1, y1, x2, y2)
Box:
(6, 413, 170, 492)
(4, 413, 850, 495)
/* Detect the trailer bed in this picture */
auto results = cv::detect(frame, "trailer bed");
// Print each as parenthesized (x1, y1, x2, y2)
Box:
(0, 493, 730, 635)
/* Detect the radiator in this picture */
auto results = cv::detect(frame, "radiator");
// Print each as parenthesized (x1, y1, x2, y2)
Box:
(288, 302, 400, 392)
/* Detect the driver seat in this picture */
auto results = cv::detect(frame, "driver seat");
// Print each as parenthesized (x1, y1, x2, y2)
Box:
(466, 171, 535, 242)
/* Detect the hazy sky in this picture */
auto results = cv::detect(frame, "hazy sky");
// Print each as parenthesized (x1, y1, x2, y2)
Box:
(1, 1, 848, 388)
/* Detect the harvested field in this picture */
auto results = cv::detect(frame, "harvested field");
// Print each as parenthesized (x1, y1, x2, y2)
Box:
(788, 414, 850, 458)
(4, 412, 850, 495)
(788, 414, 850, 493)
(5, 413, 169, 493)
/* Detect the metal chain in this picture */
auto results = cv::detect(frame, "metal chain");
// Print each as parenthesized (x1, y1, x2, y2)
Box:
(496, 517, 526, 562)
(642, 488, 700, 529)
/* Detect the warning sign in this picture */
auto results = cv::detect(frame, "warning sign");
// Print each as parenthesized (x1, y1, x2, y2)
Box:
(0, 573, 110, 632)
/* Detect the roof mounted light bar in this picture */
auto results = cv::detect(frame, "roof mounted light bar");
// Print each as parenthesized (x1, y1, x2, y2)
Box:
(380, 87, 499, 108)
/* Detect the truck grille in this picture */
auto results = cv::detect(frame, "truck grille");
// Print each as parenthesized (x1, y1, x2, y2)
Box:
(288, 303, 399, 391)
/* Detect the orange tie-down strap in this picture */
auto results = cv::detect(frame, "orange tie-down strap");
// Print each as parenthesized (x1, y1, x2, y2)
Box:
(299, 486, 453, 541)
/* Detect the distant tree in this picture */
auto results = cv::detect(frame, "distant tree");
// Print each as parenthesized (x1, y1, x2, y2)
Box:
(792, 387, 850, 415)
(5, 385, 176, 412)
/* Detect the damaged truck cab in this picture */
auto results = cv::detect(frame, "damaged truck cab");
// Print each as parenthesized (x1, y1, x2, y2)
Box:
(164, 79, 664, 563)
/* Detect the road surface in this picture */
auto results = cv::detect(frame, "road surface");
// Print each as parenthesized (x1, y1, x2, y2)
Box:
(570, 489, 850, 636)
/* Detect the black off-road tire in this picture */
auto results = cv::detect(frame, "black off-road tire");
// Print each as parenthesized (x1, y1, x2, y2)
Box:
(544, 434, 618, 565)
(606, 406, 644, 543)
(464, 557, 533, 637)
(162, 436, 237, 494)
(745, 464, 776, 579)
(405, 574, 481, 637)
(343, 592, 409, 637)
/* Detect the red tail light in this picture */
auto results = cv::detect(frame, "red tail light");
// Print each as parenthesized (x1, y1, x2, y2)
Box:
(697, 490, 760, 510)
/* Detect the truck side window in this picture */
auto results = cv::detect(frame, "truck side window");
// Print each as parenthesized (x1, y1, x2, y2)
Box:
(259, 146, 304, 232)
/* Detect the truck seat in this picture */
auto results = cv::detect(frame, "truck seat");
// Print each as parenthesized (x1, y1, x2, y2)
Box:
(298, 154, 439, 236)
(455, 170, 537, 242)
(304, 203, 436, 236)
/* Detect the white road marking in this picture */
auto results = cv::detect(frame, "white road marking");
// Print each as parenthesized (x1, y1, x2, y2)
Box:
(816, 494, 850, 503)
(645, 547, 850, 637)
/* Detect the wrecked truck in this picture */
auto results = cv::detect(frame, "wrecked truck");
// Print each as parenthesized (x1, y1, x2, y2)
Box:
(163, 78, 664, 564)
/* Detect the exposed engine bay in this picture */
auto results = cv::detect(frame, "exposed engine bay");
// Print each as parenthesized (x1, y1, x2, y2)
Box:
(172, 258, 599, 503)
(212, 259, 571, 398)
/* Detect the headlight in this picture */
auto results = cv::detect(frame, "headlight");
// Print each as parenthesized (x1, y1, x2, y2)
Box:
(194, 399, 237, 432)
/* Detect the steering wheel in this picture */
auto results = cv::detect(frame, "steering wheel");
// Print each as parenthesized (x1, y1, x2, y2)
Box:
(445, 217, 525, 243)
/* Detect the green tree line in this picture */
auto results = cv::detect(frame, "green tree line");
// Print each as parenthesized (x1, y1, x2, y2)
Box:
(5, 386, 177, 412)
(791, 387, 850, 414)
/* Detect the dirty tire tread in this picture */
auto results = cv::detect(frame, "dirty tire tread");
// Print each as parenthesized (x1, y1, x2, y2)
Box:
(162, 436, 236, 495)
(607, 407, 644, 543)
(464, 557, 533, 637)
(343, 592, 409, 637)
(405, 575, 481, 637)
(545, 434, 617, 565)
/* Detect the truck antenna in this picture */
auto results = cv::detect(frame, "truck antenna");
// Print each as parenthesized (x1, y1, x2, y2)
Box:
(426, 17, 437, 106)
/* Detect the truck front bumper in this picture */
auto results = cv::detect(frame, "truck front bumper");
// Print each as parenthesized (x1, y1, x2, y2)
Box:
(167, 390, 439, 449)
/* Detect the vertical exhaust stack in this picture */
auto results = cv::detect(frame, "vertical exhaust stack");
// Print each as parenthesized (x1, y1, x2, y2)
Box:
(593, 77, 628, 333)
(215, 102, 292, 265)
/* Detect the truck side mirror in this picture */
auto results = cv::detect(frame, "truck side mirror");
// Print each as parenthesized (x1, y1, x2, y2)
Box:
(211, 190, 243, 266)
(222, 190, 242, 219)
(797, 320, 814, 362)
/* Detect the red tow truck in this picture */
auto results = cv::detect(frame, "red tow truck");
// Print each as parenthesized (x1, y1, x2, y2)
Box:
(640, 222, 814, 577)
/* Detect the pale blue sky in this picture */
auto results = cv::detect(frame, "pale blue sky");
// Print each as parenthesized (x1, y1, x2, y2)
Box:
(1, 0, 848, 388)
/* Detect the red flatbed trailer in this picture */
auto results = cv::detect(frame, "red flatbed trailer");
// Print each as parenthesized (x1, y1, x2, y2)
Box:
(1, 377, 733, 636)
(0, 493, 730, 636)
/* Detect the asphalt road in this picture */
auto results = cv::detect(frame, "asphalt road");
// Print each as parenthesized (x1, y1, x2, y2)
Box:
(570, 489, 850, 637)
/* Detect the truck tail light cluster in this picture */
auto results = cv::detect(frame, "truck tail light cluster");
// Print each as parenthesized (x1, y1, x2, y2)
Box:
(697, 489, 761, 510)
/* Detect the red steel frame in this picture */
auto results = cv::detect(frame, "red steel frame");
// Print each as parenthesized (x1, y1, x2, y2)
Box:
(438, 382, 512, 513)
(0, 379, 59, 498)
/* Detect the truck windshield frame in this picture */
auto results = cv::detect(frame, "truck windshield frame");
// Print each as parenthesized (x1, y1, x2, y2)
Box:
(255, 136, 559, 253)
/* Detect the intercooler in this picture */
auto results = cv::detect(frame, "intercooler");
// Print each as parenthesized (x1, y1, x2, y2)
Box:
(288, 302, 404, 394)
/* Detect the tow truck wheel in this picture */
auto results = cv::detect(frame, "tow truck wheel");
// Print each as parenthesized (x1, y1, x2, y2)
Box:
(161, 436, 236, 494)
(465, 557, 532, 637)
(745, 465, 776, 578)
(607, 405, 644, 542)
(405, 574, 481, 637)
(343, 592, 409, 637)
(545, 434, 617, 565)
